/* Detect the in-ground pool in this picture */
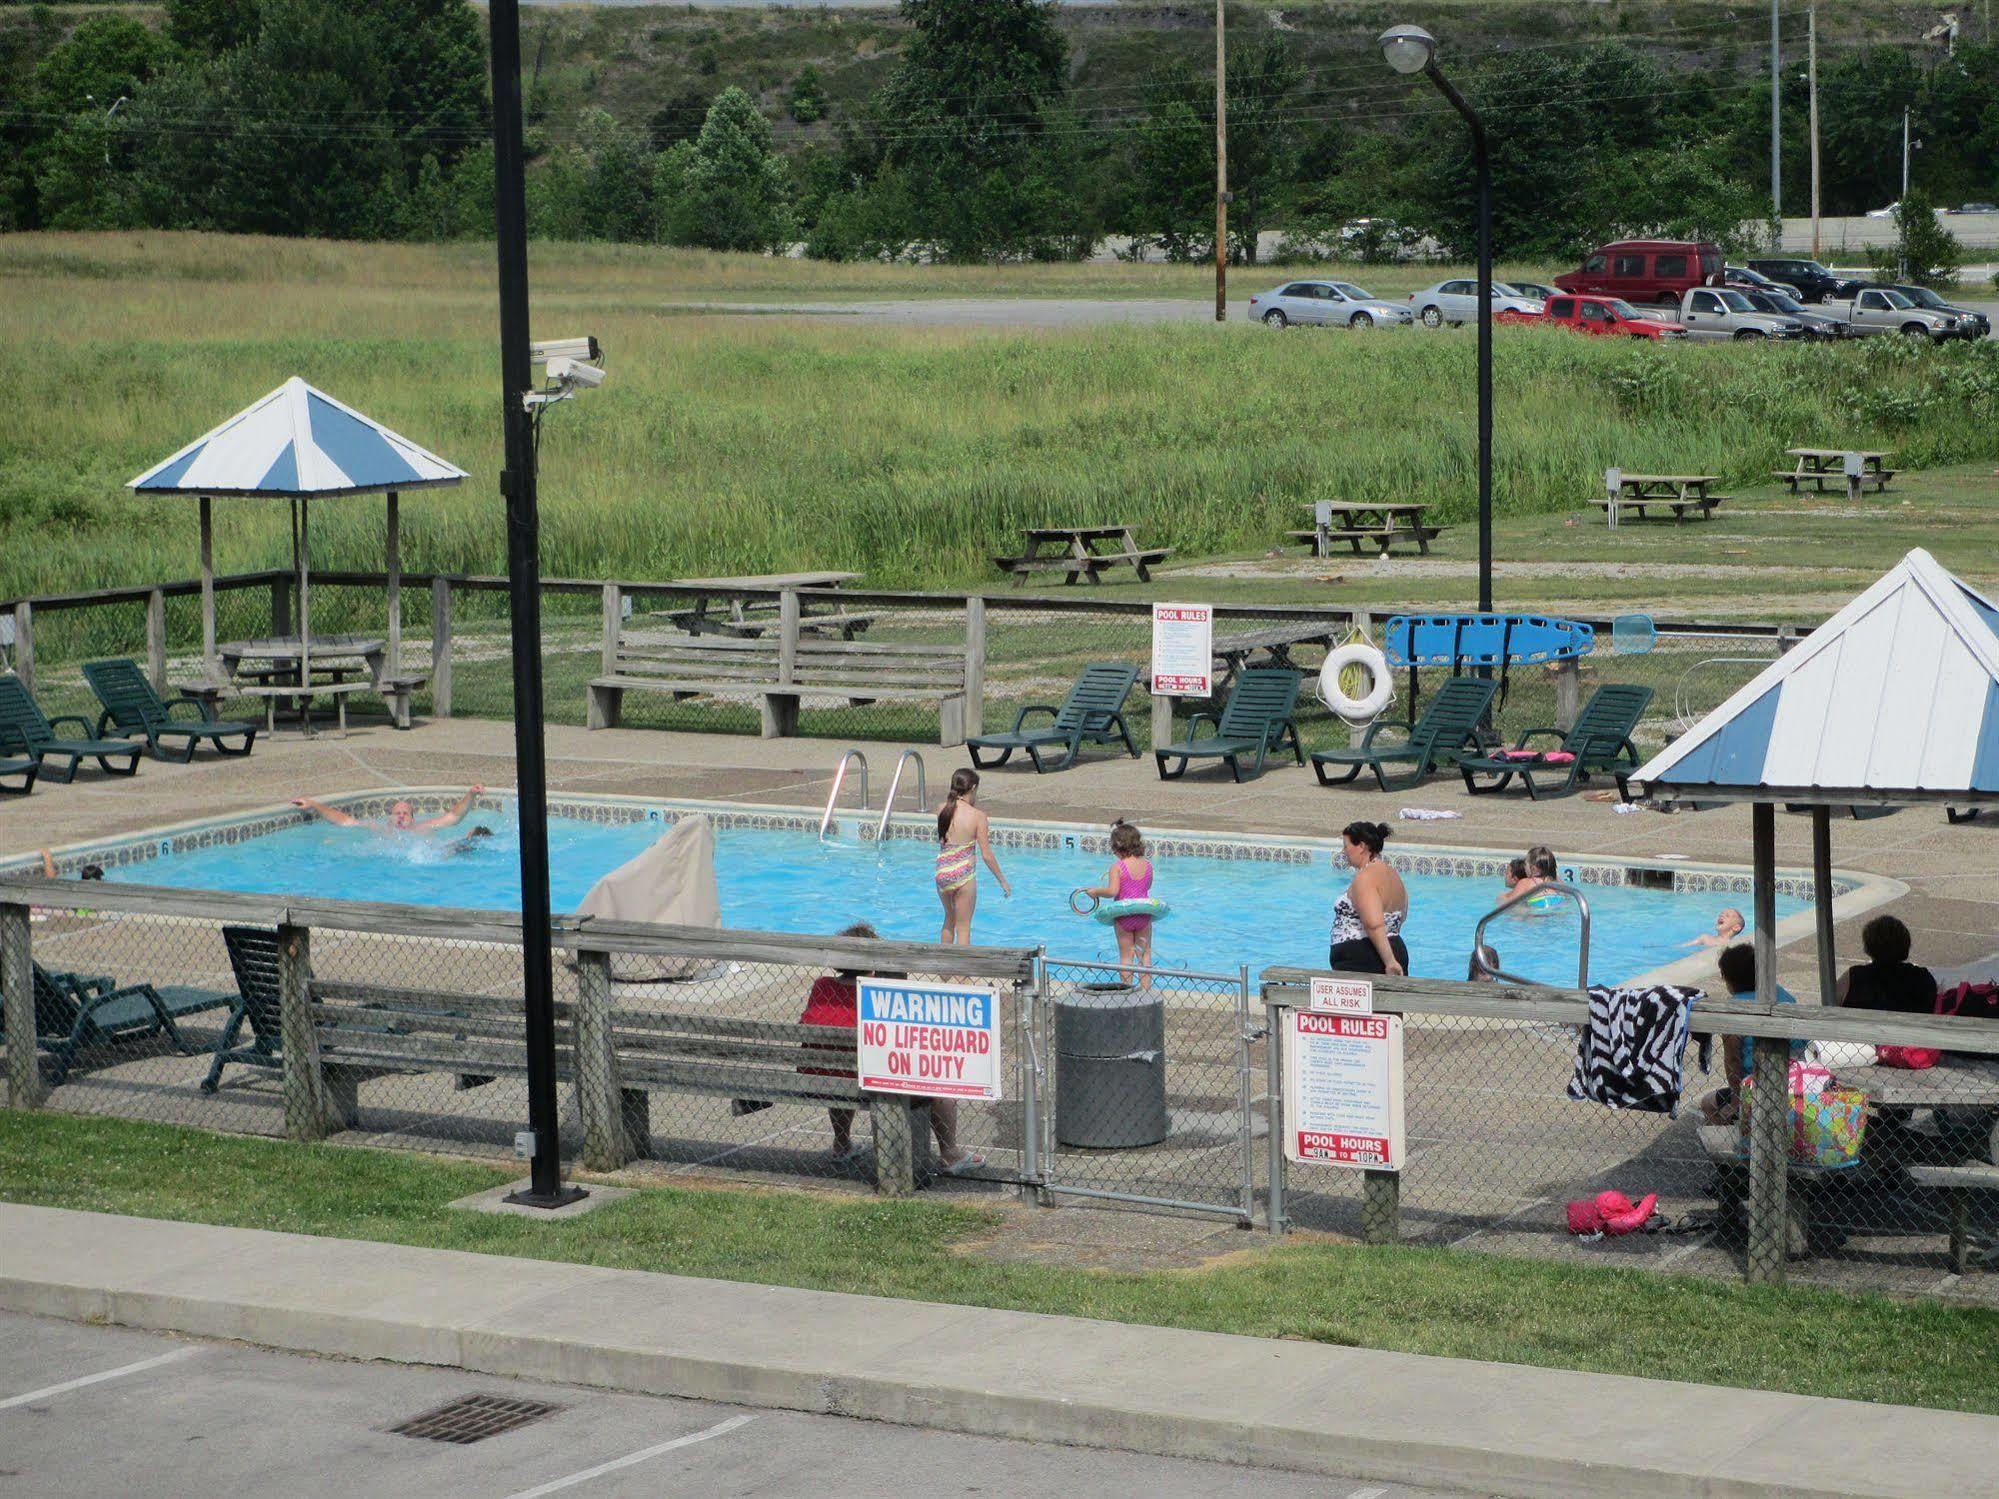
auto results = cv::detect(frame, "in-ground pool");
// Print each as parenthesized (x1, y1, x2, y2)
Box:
(95, 800, 1809, 986)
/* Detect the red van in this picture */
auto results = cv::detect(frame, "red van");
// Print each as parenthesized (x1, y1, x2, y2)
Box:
(1554, 240, 1723, 307)
(1541, 293, 1687, 339)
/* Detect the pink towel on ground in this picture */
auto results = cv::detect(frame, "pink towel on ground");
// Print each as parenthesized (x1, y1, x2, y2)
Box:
(1493, 749, 1575, 764)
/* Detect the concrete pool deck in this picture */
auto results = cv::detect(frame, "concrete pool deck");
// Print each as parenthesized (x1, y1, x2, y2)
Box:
(10, 714, 1997, 992)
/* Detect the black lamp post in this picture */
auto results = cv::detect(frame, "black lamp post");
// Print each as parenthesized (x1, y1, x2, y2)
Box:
(1381, 24, 1492, 614)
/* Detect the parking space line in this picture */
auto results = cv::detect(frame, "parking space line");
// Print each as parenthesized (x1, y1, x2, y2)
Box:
(0, 1347, 199, 1412)
(501, 1413, 759, 1498)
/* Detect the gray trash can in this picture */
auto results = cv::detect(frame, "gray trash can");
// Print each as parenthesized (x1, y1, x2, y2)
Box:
(1054, 985, 1169, 1149)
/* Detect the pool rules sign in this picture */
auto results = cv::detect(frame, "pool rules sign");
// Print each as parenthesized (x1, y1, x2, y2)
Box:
(1283, 1009, 1405, 1170)
(1150, 602, 1213, 696)
(857, 978, 1003, 1101)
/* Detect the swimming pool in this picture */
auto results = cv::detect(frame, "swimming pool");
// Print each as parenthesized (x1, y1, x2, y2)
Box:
(82, 796, 1811, 987)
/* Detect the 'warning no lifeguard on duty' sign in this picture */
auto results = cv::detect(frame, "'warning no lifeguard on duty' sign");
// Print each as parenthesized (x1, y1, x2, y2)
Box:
(857, 978, 1003, 1101)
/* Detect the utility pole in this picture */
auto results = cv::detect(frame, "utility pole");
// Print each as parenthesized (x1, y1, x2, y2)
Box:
(1808, 4, 1820, 259)
(1214, 0, 1228, 322)
(1901, 106, 1912, 200)
(486, 0, 583, 1212)
(1769, 0, 1782, 249)
(1899, 106, 1911, 282)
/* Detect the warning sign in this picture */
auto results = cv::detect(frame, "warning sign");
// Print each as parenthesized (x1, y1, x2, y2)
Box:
(1150, 602, 1214, 697)
(1308, 976, 1374, 1015)
(1283, 1009, 1404, 1170)
(856, 978, 1003, 1101)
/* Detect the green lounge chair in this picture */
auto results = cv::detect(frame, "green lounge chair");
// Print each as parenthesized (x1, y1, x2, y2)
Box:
(1311, 676, 1498, 792)
(0, 722, 36, 795)
(967, 663, 1139, 772)
(1154, 667, 1303, 783)
(4, 962, 230, 1087)
(1458, 682, 1656, 800)
(0, 673, 142, 782)
(201, 926, 285, 1092)
(83, 658, 258, 762)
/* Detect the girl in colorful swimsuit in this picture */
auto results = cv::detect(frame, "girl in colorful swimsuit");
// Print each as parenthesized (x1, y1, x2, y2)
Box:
(1083, 819, 1157, 987)
(935, 768, 1010, 944)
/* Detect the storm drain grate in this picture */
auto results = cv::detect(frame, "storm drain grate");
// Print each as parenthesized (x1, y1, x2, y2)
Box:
(389, 1393, 563, 1444)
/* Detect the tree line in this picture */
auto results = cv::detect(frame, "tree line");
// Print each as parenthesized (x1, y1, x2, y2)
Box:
(4, 0, 1996, 263)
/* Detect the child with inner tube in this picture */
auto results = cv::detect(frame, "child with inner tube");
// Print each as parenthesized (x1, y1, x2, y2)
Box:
(1080, 819, 1157, 988)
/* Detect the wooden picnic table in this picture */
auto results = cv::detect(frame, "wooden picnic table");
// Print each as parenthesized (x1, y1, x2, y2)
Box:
(1207, 621, 1339, 695)
(1594, 473, 1728, 527)
(1838, 1056, 1999, 1161)
(1774, 447, 1898, 500)
(213, 635, 387, 736)
(1288, 501, 1445, 557)
(664, 572, 872, 640)
(993, 525, 1172, 586)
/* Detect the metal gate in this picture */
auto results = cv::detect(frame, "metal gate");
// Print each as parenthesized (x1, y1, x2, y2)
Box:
(1034, 957, 1258, 1223)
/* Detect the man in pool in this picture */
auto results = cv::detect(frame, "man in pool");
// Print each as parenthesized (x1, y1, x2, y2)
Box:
(292, 786, 486, 837)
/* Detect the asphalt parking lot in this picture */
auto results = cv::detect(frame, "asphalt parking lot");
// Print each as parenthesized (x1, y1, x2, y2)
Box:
(0, 1312, 1462, 1499)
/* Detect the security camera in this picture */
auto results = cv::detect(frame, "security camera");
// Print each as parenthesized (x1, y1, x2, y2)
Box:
(547, 357, 606, 390)
(530, 336, 600, 364)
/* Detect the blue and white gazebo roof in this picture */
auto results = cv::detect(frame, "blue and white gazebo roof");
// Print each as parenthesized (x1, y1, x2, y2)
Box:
(1633, 548, 1999, 806)
(128, 377, 465, 498)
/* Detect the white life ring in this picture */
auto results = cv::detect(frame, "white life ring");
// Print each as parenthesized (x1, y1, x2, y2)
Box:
(1320, 643, 1393, 724)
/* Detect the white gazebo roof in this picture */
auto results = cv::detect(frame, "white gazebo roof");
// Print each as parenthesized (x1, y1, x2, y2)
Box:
(128, 377, 465, 498)
(1633, 548, 1999, 807)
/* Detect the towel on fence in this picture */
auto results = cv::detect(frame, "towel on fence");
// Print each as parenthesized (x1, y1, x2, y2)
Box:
(1567, 983, 1700, 1116)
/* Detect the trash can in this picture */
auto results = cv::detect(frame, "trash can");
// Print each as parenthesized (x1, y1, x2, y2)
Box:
(1054, 984, 1169, 1148)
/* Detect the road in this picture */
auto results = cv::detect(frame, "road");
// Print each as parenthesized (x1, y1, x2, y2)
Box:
(0, 1311, 1462, 1499)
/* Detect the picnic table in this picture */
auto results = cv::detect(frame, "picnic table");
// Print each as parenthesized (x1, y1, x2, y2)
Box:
(1837, 1056, 1999, 1157)
(1208, 621, 1340, 695)
(1774, 447, 1898, 501)
(1287, 502, 1445, 557)
(993, 525, 1172, 587)
(212, 635, 387, 736)
(665, 572, 873, 640)
(1593, 473, 1728, 527)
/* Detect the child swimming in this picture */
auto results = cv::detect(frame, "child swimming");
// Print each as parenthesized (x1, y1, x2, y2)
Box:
(934, 768, 1010, 945)
(1083, 819, 1156, 987)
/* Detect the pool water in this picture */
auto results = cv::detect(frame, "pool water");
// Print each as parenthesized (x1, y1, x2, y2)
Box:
(107, 806, 1805, 986)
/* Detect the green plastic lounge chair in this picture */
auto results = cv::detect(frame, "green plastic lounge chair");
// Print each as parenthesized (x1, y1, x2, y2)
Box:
(1311, 676, 1498, 792)
(5, 962, 230, 1087)
(0, 722, 36, 795)
(967, 663, 1140, 772)
(201, 926, 285, 1092)
(1458, 683, 1656, 800)
(1154, 667, 1303, 783)
(83, 658, 258, 762)
(0, 674, 143, 782)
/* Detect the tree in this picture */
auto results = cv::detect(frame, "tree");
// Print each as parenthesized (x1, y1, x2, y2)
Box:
(165, 0, 260, 57)
(788, 64, 827, 125)
(1877, 189, 1964, 286)
(32, 15, 169, 110)
(655, 87, 793, 253)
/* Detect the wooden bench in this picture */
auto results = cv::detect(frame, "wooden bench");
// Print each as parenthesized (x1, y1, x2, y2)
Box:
(1772, 468, 1899, 495)
(1905, 1163, 1999, 1274)
(1591, 494, 1727, 523)
(305, 974, 936, 1194)
(1698, 1124, 1847, 1260)
(589, 634, 971, 744)
(992, 525, 1172, 586)
(1285, 525, 1446, 556)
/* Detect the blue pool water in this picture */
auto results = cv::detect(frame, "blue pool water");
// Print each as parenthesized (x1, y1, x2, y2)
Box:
(107, 808, 1805, 986)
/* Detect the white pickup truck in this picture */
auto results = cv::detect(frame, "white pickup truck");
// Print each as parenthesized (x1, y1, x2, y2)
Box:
(1676, 287, 1808, 341)
(1837, 288, 1964, 341)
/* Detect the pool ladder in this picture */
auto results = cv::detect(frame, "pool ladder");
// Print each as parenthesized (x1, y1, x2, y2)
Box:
(1469, 881, 1593, 988)
(876, 750, 927, 843)
(819, 750, 868, 841)
(818, 749, 927, 843)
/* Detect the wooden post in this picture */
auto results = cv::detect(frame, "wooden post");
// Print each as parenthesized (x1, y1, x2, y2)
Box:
(963, 595, 987, 737)
(271, 574, 291, 637)
(276, 923, 330, 1142)
(1151, 692, 1173, 754)
(600, 582, 621, 679)
(10, 601, 30, 699)
(1811, 805, 1836, 1010)
(429, 577, 452, 717)
(1361, 1169, 1401, 1244)
(1745, 802, 1789, 1284)
(1, 902, 40, 1110)
(572, 948, 633, 1170)
(145, 589, 167, 694)
(763, 589, 802, 740)
(199, 495, 216, 672)
(872, 1096, 918, 1196)
(1553, 659, 1581, 733)
(384, 491, 401, 679)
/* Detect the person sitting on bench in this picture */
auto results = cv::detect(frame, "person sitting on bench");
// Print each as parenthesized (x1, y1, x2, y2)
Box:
(1835, 915, 1938, 1015)
(1698, 943, 1800, 1125)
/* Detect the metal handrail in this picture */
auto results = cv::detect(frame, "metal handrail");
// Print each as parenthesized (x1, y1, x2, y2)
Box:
(1470, 880, 1592, 989)
(875, 749, 927, 842)
(818, 749, 869, 841)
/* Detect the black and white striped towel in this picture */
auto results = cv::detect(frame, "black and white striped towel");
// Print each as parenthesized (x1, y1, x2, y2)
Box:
(1567, 984, 1700, 1116)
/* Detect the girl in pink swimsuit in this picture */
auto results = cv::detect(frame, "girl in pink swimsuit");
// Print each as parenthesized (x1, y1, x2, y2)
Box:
(1084, 819, 1156, 986)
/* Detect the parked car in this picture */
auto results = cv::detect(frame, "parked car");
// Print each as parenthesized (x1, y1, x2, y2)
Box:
(1842, 282, 1991, 340)
(1745, 258, 1844, 303)
(1722, 265, 1804, 299)
(1407, 279, 1544, 327)
(1953, 202, 1998, 214)
(1839, 286, 1962, 341)
(1865, 202, 1899, 218)
(1554, 239, 1724, 307)
(1676, 287, 1808, 341)
(1541, 293, 1687, 339)
(1248, 280, 1414, 329)
(1507, 281, 1562, 303)
(1734, 288, 1851, 339)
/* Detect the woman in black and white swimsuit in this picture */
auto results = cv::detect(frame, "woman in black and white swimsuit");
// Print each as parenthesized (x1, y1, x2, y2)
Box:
(1329, 820, 1409, 976)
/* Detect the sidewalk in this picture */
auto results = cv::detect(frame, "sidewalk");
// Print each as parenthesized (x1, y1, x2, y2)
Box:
(3, 1206, 1995, 1498)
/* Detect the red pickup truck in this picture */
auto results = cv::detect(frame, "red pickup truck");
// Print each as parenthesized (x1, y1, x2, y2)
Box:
(1540, 293, 1687, 340)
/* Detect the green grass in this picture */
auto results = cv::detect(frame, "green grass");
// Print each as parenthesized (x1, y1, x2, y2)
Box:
(5, 1111, 1998, 1414)
(5, 232, 1998, 612)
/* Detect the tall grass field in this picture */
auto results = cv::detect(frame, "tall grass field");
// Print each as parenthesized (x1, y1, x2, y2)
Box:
(3, 231, 1997, 601)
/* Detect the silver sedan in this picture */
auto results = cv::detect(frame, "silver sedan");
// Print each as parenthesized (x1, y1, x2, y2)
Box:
(1408, 279, 1545, 326)
(1249, 279, 1415, 329)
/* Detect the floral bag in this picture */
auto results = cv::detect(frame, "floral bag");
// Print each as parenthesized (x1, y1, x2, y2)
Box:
(1738, 1067, 1868, 1169)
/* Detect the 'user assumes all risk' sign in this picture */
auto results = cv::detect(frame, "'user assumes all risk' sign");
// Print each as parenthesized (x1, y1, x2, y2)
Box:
(856, 978, 1004, 1101)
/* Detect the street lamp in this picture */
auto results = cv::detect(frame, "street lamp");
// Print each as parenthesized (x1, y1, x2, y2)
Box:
(1380, 24, 1493, 614)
